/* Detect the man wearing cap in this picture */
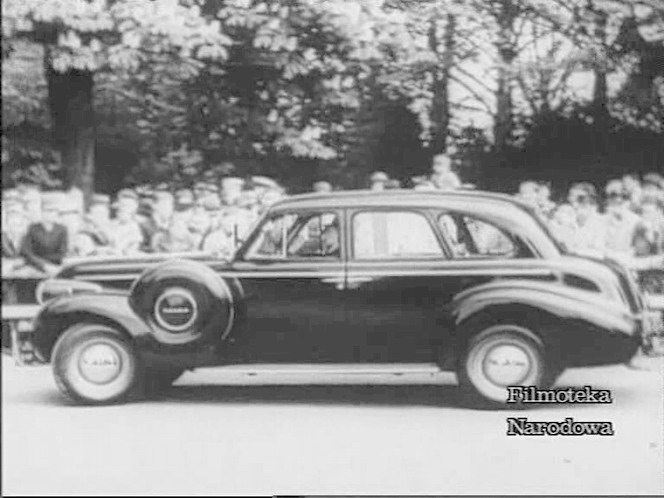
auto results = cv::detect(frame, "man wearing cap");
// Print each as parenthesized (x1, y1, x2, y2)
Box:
(108, 189, 144, 255)
(430, 154, 461, 190)
(370, 171, 389, 191)
(20, 193, 68, 276)
(139, 191, 174, 252)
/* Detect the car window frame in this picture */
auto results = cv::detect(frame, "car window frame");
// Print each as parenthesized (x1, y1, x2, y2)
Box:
(436, 210, 533, 260)
(240, 208, 345, 263)
(348, 207, 451, 262)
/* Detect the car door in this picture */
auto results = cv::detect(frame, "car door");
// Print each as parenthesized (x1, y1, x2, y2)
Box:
(343, 208, 547, 364)
(223, 209, 350, 363)
(343, 208, 454, 363)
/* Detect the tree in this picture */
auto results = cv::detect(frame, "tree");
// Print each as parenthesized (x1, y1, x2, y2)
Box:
(2, 0, 230, 201)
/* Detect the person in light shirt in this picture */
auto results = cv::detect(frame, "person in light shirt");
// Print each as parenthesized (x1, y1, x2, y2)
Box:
(603, 181, 641, 257)
(108, 189, 144, 255)
(568, 182, 607, 256)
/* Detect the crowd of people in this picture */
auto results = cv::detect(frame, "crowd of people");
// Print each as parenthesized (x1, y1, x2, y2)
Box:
(2, 174, 287, 278)
(2, 156, 663, 291)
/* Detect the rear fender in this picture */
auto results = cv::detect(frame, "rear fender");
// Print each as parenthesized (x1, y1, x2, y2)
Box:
(441, 280, 639, 369)
(452, 280, 636, 335)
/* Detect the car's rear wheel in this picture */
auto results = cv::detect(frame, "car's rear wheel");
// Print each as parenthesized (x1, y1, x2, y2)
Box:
(52, 324, 139, 405)
(458, 325, 551, 407)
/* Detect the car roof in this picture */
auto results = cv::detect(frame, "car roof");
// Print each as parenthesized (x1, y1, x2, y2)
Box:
(271, 189, 528, 212)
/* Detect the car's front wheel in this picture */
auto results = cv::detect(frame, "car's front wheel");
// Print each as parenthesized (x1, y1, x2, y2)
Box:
(52, 324, 139, 405)
(458, 325, 552, 407)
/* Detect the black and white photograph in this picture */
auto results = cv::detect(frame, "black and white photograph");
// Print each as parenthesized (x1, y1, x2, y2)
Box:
(1, 0, 663, 495)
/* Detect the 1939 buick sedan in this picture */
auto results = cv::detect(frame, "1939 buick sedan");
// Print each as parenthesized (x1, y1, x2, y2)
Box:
(8, 190, 663, 406)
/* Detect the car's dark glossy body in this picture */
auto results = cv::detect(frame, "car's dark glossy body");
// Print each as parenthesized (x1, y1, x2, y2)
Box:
(31, 190, 648, 376)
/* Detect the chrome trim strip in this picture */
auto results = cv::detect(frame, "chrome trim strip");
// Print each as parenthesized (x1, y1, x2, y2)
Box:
(77, 269, 550, 282)
(211, 363, 443, 375)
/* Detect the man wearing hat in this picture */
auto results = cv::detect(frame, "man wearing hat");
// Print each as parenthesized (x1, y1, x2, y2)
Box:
(369, 171, 389, 191)
(108, 189, 143, 255)
(20, 193, 68, 276)
(430, 154, 461, 190)
(313, 181, 332, 193)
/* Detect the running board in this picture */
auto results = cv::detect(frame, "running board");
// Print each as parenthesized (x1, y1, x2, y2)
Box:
(186, 363, 454, 386)
(214, 363, 443, 375)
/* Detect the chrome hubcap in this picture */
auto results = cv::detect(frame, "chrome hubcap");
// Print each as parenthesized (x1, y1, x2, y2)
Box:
(483, 344, 530, 386)
(78, 343, 122, 384)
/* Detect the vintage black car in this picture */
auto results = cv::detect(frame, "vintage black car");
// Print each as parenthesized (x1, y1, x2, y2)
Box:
(11, 190, 663, 406)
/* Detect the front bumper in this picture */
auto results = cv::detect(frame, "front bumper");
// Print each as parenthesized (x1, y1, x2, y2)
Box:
(640, 307, 664, 356)
(1, 304, 42, 365)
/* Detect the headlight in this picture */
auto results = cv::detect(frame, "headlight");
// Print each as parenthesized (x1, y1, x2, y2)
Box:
(35, 279, 103, 305)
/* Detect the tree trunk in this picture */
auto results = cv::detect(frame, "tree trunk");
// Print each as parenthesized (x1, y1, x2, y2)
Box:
(591, 7, 609, 124)
(429, 13, 456, 155)
(46, 57, 95, 205)
(494, 0, 517, 153)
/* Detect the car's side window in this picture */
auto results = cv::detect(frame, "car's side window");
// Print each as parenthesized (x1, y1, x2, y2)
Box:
(352, 211, 443, 260)
(246, 212, 340, 260)
(439, 213, 517, 258)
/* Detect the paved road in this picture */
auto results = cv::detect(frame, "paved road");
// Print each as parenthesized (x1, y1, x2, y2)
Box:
(2, 357, 663, 496)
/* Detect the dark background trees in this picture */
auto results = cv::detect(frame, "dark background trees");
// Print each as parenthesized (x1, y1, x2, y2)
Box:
(3, 0, 662, 199)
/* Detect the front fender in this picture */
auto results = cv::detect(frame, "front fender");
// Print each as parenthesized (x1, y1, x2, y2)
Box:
(31, 292, 154, 361)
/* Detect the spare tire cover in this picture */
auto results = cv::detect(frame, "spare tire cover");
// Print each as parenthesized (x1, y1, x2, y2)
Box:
(128, 259, 234, 346)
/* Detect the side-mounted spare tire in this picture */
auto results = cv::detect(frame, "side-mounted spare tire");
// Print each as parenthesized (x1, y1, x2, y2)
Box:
(128, 259, 235, 347)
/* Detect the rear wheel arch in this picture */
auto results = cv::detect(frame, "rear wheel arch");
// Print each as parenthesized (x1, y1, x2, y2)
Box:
(451, 303, 567, 377)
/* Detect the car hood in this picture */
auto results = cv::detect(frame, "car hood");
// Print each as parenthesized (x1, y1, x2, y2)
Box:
(57, 253, 232, 281)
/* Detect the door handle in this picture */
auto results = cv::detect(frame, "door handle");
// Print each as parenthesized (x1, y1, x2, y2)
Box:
(321, 276, 374, 290)
(346, 276, 374, 290)
(321, 276, 345, 290)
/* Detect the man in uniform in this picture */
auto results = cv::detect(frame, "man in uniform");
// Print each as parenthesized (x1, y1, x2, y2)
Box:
(140, 191, 174, 252)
